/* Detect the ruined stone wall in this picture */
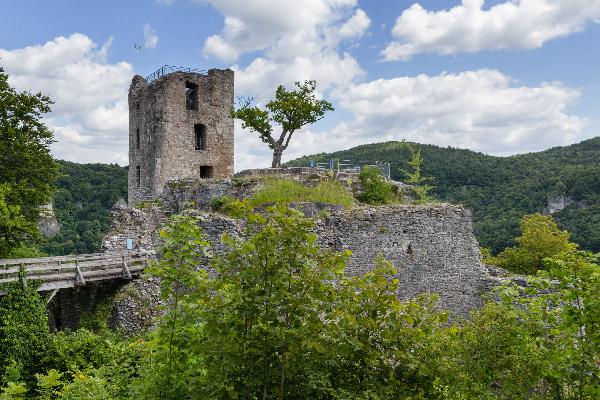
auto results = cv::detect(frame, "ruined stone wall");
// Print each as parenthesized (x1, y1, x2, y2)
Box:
(47, 281, 124, 331)
(128, 69, 234, 205)
(128, 75, 164, 203)
(316, 205, 491, 317)
(102, 200, 166, 253)
(103, 199, 493, 334)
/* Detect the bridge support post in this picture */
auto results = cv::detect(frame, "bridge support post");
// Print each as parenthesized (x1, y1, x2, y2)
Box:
(46, 288, 60, 305)
(18, 263, 28, 289)
(122, 255, 132, 280)
(75, 260, 86, 286)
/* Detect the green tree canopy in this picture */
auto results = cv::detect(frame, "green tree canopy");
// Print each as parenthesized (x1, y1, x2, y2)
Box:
(0, 67, 58, 257)
(402, 144, 434, 203)
(231, 80, 334, 168)
(491, 213, 577, 274)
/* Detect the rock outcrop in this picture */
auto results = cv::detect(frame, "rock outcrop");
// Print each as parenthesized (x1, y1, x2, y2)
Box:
(38, 203, 60, 237)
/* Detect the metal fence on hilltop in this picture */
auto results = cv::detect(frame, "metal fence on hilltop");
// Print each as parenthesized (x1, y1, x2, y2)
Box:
(308, 159, 391, 178)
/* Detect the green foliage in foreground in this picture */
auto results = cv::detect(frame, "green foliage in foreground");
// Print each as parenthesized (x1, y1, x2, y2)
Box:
(136, 205, 449, 399)
(286, 137, 600, 253)
(1, 206, 599, 399)
(0, 280, 50, 386)
(249, 178, 354, 208)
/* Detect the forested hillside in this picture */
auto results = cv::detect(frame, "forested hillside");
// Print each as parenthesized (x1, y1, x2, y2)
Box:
(45, 138, 600, 256)
(287, 137, 600, 253)
(42, 161, 128, 255)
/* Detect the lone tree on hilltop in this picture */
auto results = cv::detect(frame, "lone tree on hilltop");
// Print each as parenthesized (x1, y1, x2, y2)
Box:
(232, 80, 334, 168)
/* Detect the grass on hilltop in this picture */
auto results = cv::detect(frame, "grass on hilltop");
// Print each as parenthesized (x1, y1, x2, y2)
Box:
(249, 179, 354, 208)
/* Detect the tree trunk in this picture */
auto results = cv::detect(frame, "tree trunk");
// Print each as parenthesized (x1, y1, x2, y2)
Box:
(271, 146, 284, 168)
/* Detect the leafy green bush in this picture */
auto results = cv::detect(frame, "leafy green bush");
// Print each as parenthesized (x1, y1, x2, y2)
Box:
(0, 281, 50, 387)
(44, 329, 120, 374)
(60, 374, 112, 400)
(138, 205, 448, 399)
(0, 382, 27, 400)
(494, 251, 600, 398)
(209, 195, 237, 212)
(489, 213, 577, 274)
(250, 178, 354, 207)
(357, 166, 396, 205)
(434, 303, 546, 398)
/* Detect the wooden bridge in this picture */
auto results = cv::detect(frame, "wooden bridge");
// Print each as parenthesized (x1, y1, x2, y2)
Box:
(0, 252, 154, 294)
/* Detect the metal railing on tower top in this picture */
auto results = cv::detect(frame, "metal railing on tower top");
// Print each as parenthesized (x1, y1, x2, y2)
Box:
(145, 65, 208, 83)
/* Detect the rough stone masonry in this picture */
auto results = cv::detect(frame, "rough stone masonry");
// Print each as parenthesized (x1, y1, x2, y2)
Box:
(128, 68, 234, 205)
(103, 177, 493, 334)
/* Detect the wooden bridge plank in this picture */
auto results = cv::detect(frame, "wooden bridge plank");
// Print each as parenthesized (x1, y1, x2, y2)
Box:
(0, 253, 109, 266)
(0, 252, 154, 292)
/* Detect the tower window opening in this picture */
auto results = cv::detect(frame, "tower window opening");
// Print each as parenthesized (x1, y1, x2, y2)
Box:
(185, 82, 198, 110)
(136, 166, 141, 188)
(200, 166, 213, 179)
(136, 129, 140, 149)
(194, 124, 206, 150)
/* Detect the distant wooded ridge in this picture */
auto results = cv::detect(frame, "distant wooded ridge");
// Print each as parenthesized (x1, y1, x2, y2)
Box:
(46, 137, 600, 255)
(286, 137, 600, 254)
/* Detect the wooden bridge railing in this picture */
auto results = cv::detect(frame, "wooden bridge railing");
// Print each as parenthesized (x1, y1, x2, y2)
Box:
(0, 252, 155, 292)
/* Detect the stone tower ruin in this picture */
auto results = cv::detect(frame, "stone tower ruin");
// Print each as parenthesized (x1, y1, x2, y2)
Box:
(128, 67, 234, 205)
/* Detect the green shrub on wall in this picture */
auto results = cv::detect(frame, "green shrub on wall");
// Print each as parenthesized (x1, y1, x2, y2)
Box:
(357, 166, 397, 205)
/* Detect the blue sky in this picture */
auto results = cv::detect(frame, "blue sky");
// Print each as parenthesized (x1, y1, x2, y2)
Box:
(1, 0, 599, 170)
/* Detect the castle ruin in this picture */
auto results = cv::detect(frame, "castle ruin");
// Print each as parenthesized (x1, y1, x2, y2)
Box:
(128, 67, 234, 205)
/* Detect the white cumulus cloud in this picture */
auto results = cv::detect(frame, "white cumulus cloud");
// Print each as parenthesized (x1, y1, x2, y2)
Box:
(0, 33, 134, 165)
(203, 0, 361, 61)
(143, 23, 159, 49)
(382, 0, 600, 61)
(203, 0, 370, 101)
(325, 69, 587, 156)
(338, 9, 371, 39)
